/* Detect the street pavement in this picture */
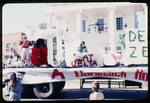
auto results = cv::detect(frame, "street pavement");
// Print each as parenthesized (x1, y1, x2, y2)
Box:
(2, 79, 148, 101)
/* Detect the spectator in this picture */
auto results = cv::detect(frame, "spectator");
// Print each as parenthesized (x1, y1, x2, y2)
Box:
(19, 35, 32, 66)
(78, 41, 88, 53)
(89, 81, 105, 100)
(31, 38, 48, 66)
(8, 72, 22, 101)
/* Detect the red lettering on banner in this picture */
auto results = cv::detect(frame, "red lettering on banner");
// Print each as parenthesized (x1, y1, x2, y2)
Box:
(89, 60, 93, 66)
(121, 71, 126, 77)
(83, 61, 88, 67)
(78, 59, 82, 67)
(135, 69, 148, 81)
(84, 73, 87, 76)
(88, 54, 93, 61)
(52, 69, 65, 79)
(71, 61, 76, 67)
(83, 55, 89, 62)
(109, 73, 112, 76)
(115, 73, 117, 77)
(92, 60, 97, 66)
(111, 73, 114, 76)
(142, 73, 148, 81)
(74, 71, 127, 78)
(71, 54, 97, 67)
(74, 71, 83, 77)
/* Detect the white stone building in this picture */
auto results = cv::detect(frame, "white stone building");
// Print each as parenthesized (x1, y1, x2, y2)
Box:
(28, 3, 147, 66)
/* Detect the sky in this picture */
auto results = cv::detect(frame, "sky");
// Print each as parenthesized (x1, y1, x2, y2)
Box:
(2, 3, 145, 35)
(2, 3, 47, 34)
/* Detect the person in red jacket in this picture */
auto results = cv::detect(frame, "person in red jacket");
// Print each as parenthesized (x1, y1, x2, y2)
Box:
(31, 38, 48, 66)
(19, 35, 32, 66)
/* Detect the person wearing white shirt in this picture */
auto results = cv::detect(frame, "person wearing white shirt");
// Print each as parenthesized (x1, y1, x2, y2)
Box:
(89, 81, 105, 100)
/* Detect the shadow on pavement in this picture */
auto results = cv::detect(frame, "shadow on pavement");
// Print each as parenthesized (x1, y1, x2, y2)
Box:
(52, 88, 148, 100)
(4, 88, 147, 100)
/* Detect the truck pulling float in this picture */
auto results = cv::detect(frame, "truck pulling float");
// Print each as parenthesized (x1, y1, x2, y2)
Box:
(2, 29, 148, 99)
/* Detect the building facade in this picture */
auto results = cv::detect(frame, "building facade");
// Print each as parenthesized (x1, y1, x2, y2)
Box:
(3, 32, 26, 66)
(27, 3, 147, 66)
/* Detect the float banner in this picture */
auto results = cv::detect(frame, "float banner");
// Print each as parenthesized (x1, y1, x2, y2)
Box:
(71, 53, 103, 67)
(121, 29, 148, 65)
(3, 67, 148, 85)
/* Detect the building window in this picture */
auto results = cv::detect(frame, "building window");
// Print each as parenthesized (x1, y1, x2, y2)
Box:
(10, 55, 13, 59)
(116, 17, 123, 30)
(6, 43, 10, 51)
(97, 19, 104, 31)
(82, 20, 86, 32)
(62, 39, 65, 45)
(13, 43, 17, 51)
(117, 46, 122, 54)
(4, 55, 9, 60)
(105, 47, 110, 54)
(135, 13, 138, 29)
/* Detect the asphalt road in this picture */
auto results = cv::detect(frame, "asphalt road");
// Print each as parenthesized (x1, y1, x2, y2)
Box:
(2, 79, 148, 101)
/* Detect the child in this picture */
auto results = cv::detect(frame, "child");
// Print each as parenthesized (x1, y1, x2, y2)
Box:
(89, 81, 105, 100)
(8, 72, 22, 101)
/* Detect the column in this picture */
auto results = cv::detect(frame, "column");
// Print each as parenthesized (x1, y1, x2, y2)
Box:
(56, 16, 61, 33)
(60, 18, 64, 34)
(47, 36, 53, 65)
(76, 9, 82, 40)
(64, 20, 68, 34)
(46, 12, 53, 30)
(108, 5, 116, 53)
(46, 12, 53, 65)
(56, 16, 63, 64)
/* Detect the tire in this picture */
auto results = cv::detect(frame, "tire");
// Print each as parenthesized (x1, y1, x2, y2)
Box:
(21, 84, 34, 98)
(56, 81, 66, 92)
(33, 82, 59, 99)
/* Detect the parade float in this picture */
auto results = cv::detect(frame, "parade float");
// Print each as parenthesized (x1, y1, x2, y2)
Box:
(3, 3, 148, 99)
(3, 28, 148, 99)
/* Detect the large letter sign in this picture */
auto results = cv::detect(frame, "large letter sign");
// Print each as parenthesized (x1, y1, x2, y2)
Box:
(52, 69, 65, 79)
(121, 29, 148, 65)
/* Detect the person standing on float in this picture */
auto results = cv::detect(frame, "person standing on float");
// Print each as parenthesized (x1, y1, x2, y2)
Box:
(78, 41, 88, 53)
(19, 35, 32, 66)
